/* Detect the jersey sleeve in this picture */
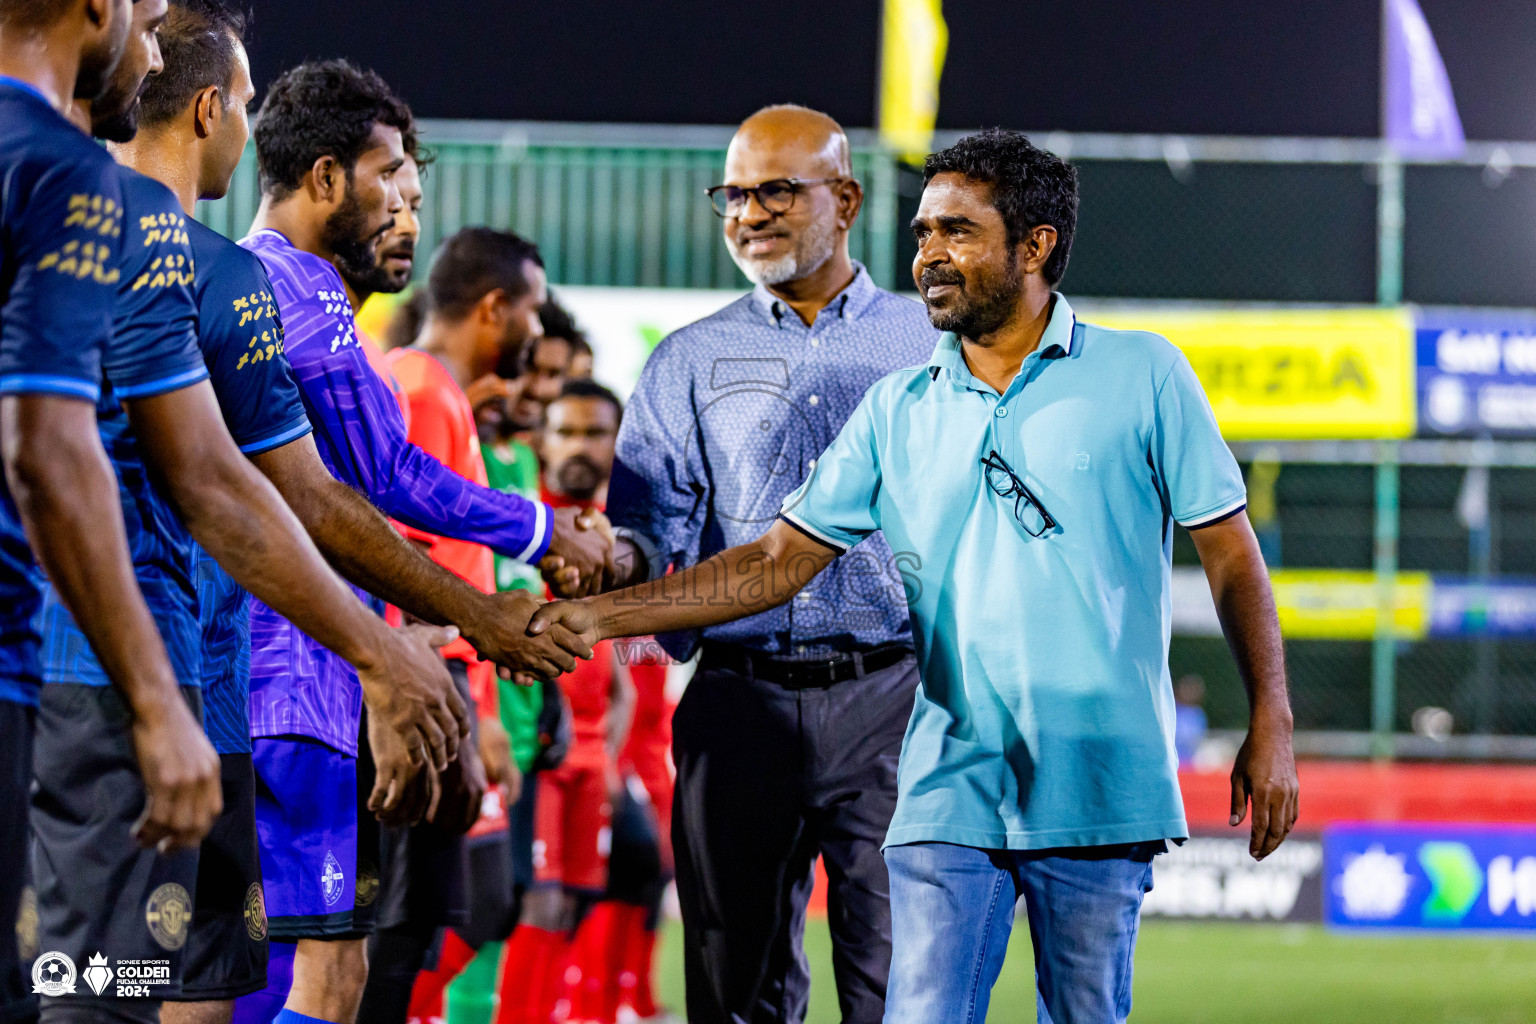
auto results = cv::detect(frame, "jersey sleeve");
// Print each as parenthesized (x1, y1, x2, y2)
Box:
(198, 254, 311, 454)
(102, 181, 208, 399)
(777, 388, 883, 553)
(278, 291, 553, 563)
(0, 158, 124, 400)
(1150, 348, 1248, 528)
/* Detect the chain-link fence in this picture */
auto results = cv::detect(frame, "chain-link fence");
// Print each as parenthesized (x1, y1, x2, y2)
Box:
(1171, 444, 1536, 748)
(198, 122, 1536, 307)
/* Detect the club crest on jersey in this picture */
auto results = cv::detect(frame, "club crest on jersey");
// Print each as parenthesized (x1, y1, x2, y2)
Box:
(321, 851, 346, 907)
(355, 861, 379, 907)
(244, 883, 268, 942)
(146, 883, 192, 950)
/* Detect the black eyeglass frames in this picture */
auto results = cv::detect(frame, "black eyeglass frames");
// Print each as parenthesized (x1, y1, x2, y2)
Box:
(703, 177, 847, 219)
(981, 449, 1057, 537)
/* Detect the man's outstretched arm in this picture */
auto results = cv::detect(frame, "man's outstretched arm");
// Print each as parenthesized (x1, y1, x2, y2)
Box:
(293, 343, 614, 593)
(1188, 511, 1299, 861)
(1, 394, 221, 850)
(530, 518, 838, 644)
(125, 381, 469, 771)
(251, 434, 592, 681)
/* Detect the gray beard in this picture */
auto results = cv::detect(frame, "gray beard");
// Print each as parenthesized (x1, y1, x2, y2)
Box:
(728, 217, 837, 286)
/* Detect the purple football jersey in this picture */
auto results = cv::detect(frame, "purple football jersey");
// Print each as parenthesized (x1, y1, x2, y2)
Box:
(239, 229, 552, 753)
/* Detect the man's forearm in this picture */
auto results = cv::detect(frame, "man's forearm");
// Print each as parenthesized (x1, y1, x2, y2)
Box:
(1, 396, 184, 717)
(259, 448, 486, 633)
(1209, 553, 1290, 721)
(590, 526, 831, 639)
(128, 386, 390, 672)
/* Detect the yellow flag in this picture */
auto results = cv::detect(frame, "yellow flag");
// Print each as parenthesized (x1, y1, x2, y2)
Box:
(879, 0, 948, 164)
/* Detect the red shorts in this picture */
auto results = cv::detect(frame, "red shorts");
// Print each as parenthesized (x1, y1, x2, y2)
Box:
(532, 759, 612, 891)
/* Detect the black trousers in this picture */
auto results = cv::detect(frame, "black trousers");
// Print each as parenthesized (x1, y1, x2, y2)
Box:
(672, 648, 917, 1024)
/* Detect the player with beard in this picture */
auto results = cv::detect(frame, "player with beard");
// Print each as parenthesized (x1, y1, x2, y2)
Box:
(334, 146, 422, 423)
(108, 8, 593, 1023)
(0, 1, 210, 1019)
(235, 61, 609, 1024)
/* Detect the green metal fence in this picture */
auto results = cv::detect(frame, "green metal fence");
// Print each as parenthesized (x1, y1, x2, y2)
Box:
(197, 121, 899, 291)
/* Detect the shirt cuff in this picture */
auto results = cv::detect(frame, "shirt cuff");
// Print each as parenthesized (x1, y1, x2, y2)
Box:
(516, 502, 553, 564)
(777, 512, 849, 554)
(237, 419, 313, 455)
(0, 374, 99, 401)
(1180, 498, 1248, 529)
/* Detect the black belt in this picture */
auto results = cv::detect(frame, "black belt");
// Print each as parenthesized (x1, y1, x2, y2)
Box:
(701, 642, 912, 690)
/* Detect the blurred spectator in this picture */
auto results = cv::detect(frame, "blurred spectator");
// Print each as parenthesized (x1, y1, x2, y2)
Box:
(567, 334, 594, 381)
(1175, 674, 1209, 768)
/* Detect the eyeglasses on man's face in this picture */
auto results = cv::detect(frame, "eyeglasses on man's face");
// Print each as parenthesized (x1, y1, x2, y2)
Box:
(982, 449, 1057, 537)
(704, 177, 845, 219)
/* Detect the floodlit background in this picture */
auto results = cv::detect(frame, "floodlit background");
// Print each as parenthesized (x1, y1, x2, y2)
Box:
(213, 1, 1536, 1019)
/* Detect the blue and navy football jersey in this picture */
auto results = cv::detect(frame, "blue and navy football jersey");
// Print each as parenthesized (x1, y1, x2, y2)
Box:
(0, 78, 126, 705)
(187, 217, 311, 754)
(37, 168, 210, 693)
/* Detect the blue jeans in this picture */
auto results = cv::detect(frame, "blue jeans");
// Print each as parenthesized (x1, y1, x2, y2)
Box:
(883, 841, 1160, 1024)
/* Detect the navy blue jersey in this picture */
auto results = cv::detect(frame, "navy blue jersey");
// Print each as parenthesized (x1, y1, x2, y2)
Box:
(37, 168, 210, 694)
(187, 218, 311, 753)
(0, 78, 126, 705)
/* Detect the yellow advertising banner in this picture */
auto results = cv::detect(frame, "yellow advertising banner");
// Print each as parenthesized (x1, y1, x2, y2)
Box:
(1270, 569, 1432, 640)
(1085, 307, 1416, 439)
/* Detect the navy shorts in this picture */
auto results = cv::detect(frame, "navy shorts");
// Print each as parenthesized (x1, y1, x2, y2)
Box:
(170, 752, 268, 1000)
(252, 736, 358, 939)
(30, 684, 202, 1002)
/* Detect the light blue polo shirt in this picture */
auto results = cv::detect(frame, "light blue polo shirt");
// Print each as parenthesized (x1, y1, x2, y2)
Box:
(780, 294, 1247, 851)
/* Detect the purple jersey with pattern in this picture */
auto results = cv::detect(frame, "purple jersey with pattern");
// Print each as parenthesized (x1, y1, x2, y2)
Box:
(239, 229, 553, 753)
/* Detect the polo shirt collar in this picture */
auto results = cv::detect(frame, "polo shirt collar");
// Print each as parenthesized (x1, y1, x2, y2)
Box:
(752, 261, 876, 327)
(926, 293, 1077, 382)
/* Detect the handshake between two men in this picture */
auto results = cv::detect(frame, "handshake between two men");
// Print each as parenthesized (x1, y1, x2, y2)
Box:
(365, 506, 618, 829)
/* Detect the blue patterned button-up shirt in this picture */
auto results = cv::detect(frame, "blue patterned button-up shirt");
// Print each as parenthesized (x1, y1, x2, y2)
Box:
(608, 263, 941, 661)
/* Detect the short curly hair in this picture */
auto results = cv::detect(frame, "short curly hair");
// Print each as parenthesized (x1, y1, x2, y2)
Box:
(923, 129, 1080, 286)
(253, 59, 417, 200)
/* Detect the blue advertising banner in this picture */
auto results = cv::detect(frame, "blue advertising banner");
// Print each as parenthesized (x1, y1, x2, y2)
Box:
(1429, 577, 1536, 638)
(1325, 823, 1536, 931)
(1417, 309, 1536, 436)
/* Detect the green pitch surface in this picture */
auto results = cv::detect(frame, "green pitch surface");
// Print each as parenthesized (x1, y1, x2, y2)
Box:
(655, 918, 1536, 1023)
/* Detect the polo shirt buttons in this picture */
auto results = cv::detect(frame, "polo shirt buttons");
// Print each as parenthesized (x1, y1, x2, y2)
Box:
(995, 406, 1009, 418)
(810, 339, 820, 347)
(808, 394, 820, 406)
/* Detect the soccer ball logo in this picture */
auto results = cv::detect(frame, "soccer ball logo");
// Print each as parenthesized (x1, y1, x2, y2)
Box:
(31, 950, 76, 996)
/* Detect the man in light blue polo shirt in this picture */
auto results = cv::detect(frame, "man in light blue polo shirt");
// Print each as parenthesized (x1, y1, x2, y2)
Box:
(531, 128, 1299, 1024)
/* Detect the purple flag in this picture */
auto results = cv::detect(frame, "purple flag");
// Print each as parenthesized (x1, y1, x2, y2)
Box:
(1383, 0, 1465, 157)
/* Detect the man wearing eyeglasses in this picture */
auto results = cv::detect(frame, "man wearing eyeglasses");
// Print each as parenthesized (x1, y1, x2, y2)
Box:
(532, 128, 1299, 1024)
(551, 104, 940, 1023)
